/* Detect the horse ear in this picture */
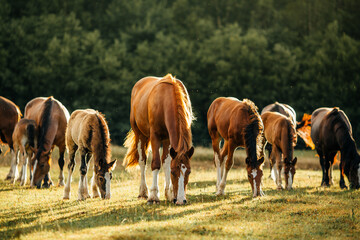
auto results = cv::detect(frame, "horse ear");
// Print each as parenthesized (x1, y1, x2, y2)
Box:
(170, 147, 177, 159)
(292, 157, 297, 165)
(108, 159, 117, 170)
(186, 146, 194, 158)
(245, 157, 250, 165)
(257, 157, 264, 166)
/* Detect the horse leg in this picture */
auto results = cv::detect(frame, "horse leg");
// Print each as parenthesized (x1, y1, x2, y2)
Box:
(57, 145, 66, 186)
(323, 152, 336, 187)
(272, 148, 283, 190)
(220, 140, 229, 185)
(339, 158, 347, 189)
(6, 149, 17, 181)
(317, 149, 327, 186)
(217, 139, 236, 196)
(78, 148, 89, 200)
(210, 131, 222, 192)
(91, 164, 100, 198)
(137, 135, 149, 199)
(63, 145, 77, 199)
(82, 152, 91, 199)
(162, 140, 173, 201)
(21, 150, 31, 186)
(264, 142, 273, 178)
(148, 133, 161, 204)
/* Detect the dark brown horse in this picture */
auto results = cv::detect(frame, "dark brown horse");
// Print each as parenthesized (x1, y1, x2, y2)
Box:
(261, 112, 297, 190)
(12, 118, 37, 186)
(0, 96, 22, 180)
(207, 97, 265, 197)
(123, 74, 194, 205)
(311, 107, 360, 189)
(25, 96, 70, 188)
(63, 109, 116, 200)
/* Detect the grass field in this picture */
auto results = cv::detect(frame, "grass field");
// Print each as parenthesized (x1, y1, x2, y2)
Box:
(0, 146, 359, 239)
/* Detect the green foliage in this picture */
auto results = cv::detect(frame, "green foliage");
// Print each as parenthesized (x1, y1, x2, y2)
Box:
(0, 0, 359, 145)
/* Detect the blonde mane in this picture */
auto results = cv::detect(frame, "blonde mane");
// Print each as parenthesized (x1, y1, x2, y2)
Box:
(162, 74, 194, 153)
(242, 99, 265, 161)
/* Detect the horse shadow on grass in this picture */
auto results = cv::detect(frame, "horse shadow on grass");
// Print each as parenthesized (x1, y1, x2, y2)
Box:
(1, 198, 223, 239)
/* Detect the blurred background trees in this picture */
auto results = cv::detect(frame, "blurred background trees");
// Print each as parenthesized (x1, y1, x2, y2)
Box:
(1, 0, 359, 146)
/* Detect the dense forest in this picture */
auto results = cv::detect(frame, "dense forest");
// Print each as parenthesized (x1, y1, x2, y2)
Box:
(1, 0, 359, 146)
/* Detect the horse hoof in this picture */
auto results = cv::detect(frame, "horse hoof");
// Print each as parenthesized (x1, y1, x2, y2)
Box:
(5, 176, 13, 181)
(58, 181, 65, 187)
(147, 200, 154, 205)
(340, 184, 348, 190)
(138, 195, 148, 200)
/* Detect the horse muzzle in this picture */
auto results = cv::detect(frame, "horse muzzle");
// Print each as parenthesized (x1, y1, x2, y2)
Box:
(173, 198, 187, 205)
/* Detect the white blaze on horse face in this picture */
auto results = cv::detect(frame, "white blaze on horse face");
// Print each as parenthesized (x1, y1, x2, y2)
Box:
(105, 172, 111, 199)
(176, 164, 187, 204)
(251, 169, 257, 197)
(31, 160, 38, 187)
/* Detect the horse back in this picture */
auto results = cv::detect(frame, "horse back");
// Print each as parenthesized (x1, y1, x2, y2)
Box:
(208, 97, 252, 143)
(0, 97, 21, 143)
(311, 107, 350, 151)
(261, 111, 293, 148)
(25, 97, 69, 147)
(67, 109, 99, 149)
(261, 102, 296, 126)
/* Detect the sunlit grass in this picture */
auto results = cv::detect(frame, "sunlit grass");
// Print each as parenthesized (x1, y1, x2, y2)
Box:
(0, 145, 359, 239)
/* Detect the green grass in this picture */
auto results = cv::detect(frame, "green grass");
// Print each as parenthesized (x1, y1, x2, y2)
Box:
(0, 146, 359, 239)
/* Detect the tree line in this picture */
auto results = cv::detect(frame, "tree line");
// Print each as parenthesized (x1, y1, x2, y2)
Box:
(1, 0, 359, 146)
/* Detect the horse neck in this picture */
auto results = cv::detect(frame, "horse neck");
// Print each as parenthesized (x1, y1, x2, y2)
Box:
(338, 131, 358, 160)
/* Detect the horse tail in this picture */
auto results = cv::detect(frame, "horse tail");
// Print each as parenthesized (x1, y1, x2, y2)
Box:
(243, 99, 264, 168)
(123, 129, 151, 169)
(27, 123, 35, 148)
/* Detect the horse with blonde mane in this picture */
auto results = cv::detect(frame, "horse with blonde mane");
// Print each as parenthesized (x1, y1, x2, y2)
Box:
(123, 74, 194, 205)
(63, 109, 116, 200)
(25, 96, 69, 188)
(12, 118, 37, 186)
(207, 97, 265, 197)
(0, 96, 22, 180)
(261, 111, 297, 190)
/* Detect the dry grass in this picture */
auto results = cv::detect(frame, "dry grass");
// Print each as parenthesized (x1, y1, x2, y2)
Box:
(0, 145, 359, 239)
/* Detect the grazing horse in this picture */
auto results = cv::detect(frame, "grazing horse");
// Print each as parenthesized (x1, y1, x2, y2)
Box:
(123, 74, 194, 205)
(261, 112, 297, 190)
(25, 96, 70, 188)
(12, 119, 37, 186)
(0, 96, 22, 180)
(207, 97, 265, 197)
(311, 107, 360, 189)
(63, 109, 116, 200)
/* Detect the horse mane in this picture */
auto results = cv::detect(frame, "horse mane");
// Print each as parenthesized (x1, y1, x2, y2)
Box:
(94, 112, 111, 164)
(243, 99, 264, 167)
(161, 74, 194, 153)
(36, 96, 53, 159)
(286, 117, 296, 161)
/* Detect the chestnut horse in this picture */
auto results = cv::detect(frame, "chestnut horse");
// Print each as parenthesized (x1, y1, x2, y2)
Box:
(123, 74, 194, 205)
(25, 96, 70, 188)
(261, 112, 297, 190)
(63, 109, 116, 200)
(0, 96, 22, 180)
(12, 119, 37, 186)
(207, 97, 265, 197)
(311, 107, 360, 189)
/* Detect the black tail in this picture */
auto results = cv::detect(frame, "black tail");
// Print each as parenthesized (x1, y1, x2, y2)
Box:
(27, 124, 35, 148)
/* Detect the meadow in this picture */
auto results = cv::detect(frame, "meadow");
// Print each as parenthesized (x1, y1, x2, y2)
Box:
(0, 146, 359, 239)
